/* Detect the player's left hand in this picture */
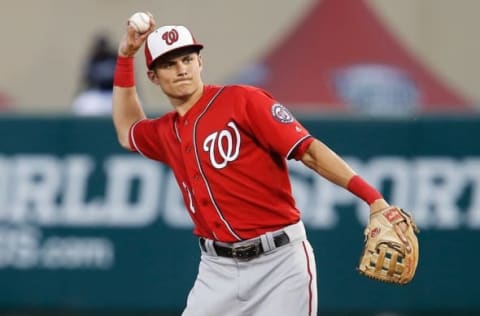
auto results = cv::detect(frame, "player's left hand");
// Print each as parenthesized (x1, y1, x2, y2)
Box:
(394, 221, 411, 253)
(359, 204, 420, 284)
(369, 199, 410, 251)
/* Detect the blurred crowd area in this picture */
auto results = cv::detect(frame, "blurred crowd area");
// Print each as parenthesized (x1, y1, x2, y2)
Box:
(0, 0, 478, 116)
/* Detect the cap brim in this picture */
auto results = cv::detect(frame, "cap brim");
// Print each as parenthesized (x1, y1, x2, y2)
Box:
(148, 44, 204, 68)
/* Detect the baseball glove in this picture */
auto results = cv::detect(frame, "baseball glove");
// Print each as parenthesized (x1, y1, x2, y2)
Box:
(358, 206, 419, 284)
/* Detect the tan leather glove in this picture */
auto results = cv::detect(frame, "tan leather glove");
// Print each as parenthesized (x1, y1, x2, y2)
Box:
(358, 206, 419, 284)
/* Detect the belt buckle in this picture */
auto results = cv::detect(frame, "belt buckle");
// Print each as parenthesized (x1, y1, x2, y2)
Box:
(231, 243, 261, 260)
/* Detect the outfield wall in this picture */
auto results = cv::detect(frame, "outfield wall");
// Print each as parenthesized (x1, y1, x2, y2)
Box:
(0, 115, 478, 315)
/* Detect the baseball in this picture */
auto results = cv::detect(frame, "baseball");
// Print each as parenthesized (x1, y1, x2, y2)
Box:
(129, 12, 151, 34)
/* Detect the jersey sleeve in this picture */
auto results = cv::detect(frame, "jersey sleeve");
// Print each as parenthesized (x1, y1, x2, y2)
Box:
(128, 118, 168, 163)
(238, 86, 312, 159)
(290, 137, 314, 160)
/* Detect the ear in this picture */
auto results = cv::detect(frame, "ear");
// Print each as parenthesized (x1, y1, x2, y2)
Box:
(197, 54, 203, 71)
(147, 69, 159, 84)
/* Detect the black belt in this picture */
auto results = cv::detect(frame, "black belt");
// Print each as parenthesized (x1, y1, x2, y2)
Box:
(199, 232, 290, 260)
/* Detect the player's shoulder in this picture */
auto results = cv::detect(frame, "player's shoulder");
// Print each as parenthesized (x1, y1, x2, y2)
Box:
(137, 111, 176, 128)
(223, 84, 275, 99)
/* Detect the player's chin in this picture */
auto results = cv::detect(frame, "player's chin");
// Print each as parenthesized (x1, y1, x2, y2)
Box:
(175, 82, 193, 93)
(174, 83, 198, 96)
(167, 87, 195, 100)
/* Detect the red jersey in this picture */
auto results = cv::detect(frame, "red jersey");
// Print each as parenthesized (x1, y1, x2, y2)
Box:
(129, 85, 313, 242)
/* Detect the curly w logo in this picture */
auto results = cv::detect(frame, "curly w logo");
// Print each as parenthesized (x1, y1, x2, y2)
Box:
(203, 122, 241, 169)
(162, 29, 179, 45)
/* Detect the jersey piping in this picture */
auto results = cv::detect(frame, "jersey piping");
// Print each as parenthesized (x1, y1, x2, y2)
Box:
(174, 119, 182, 143)
(130, 119, 148, 158)
(286, 135, 311, 159)
(192, 86, 243, 241)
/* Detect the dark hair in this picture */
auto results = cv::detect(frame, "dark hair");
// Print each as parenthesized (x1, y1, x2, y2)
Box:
(149, 46, 201, 70)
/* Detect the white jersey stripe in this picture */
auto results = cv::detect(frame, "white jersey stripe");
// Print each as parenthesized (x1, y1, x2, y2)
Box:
(286, 135, 311, 159)
(130, 119, 149, 158)
(192, 87, 242, 241)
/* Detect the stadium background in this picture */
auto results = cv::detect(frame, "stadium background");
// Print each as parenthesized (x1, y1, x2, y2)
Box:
(0, 1, 479, 315)
(0, 0, 479, 113)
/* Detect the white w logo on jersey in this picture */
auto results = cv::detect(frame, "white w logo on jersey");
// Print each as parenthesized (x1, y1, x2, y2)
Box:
(203, 121, 241, 169)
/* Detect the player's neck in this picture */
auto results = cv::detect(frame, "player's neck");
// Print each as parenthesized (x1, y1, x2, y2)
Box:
(171, 84, 205, 116)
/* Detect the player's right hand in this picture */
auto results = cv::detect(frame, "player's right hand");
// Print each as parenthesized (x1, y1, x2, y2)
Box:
(118, 12, 156, 57)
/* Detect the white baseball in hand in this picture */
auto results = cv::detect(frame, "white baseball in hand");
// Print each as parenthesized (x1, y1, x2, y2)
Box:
(129, 12, 151, 34)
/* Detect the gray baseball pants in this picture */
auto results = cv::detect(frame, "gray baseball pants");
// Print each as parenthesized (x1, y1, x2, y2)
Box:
(182, 221, 317, 316)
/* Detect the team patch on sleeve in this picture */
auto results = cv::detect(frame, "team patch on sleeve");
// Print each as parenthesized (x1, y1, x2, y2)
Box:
(271, 103, 295, 123)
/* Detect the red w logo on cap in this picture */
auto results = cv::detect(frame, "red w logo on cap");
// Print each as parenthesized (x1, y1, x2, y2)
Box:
(162, 29, 179, 45)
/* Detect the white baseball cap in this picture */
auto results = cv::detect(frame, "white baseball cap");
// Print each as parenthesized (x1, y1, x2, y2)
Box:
(144, 25, 203, 68)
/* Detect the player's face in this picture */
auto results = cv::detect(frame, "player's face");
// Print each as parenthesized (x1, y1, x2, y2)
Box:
(148, 50, 203, 104)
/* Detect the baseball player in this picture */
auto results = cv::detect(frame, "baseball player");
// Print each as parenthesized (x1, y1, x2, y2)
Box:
(112, 14, 411, 316)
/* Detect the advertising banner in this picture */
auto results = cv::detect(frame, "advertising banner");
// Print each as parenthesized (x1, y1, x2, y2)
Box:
(0, 116, 478, 314)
